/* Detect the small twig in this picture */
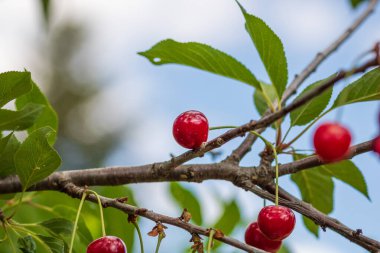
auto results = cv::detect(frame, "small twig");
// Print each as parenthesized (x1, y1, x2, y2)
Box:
(281, 0, 378, 103)
(60, 182, 267, 253)
(277, 139, 374, 176)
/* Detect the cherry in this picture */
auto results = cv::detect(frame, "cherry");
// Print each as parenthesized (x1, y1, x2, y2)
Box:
(373, 136, 380, 155)
(245, 222, 282, 253)
(172, 110, 209, 149)
(257, 205, 295, 241)
(87, 236, 127, 253)
(313, 122, 351, 162)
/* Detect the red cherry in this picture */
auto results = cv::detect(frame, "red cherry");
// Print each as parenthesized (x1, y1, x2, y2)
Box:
(245, 222, 282, 253)
(373, 136, 380, 155)
(257, 205, 296, 241)
(172, 110, 209, 149)
(87, 236, 127, 253)
(313, 122, 351, 162)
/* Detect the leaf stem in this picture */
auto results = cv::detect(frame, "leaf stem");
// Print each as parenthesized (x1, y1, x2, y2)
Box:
(249, 131, 279, 205)
(209, 126, 238, 131)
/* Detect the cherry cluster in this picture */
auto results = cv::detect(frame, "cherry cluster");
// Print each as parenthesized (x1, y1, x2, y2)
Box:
(244, 206, 295, 252)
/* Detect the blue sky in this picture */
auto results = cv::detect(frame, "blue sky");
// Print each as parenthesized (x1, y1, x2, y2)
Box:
(0, 0, 380, 252)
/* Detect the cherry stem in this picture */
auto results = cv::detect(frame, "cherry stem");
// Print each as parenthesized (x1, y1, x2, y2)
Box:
(154, 234, 164, 253)
(132, 222, 144, 253)
(87, 190, 106, 237)
(249, 131, 279, 206)
(209, 125, 238, 131)
(207, 229, 215, 253)
(69, 191, 88, 253)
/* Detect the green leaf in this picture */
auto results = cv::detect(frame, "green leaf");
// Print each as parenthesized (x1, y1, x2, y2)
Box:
(278, 244, 292, 253)
(169, 182, 203, 225)
(291, 169, 334, 214)
(37, 235, 64, 253)
(40, 218, 73, 236)
(237, 2, 288, 98)
(331, 67, 380, 109)
(0, 133, 20, 178)
(253, 82, 277, 116)
(18, 235, 37, 253)
(319, 160, 369, 199)
(0, 103, 44, 131)
(291, 162, 334, 236)
(0, 71, 32, 107)
(15, 127, 61, 190)
(16, 82, 58, 145)
(303, 216, 319, 237)
(350, 0, 368, 8)
(290, 77, 334, 126)
(213, 200, 240, 234)
(53, 205, 93, 244)
(139, 39, 261, 89)
(212, 200, 241, 250)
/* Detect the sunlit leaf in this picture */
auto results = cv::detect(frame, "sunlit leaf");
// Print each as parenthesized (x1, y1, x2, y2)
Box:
(0, 103, 44, 131)
(0, 71, 32, 107)
(319, 160, 369, 199)
(15, 127, 61, 190)
(253, 82, 277, 116)
(0, 133, 20, 178)
(139, 39, 261, 89)
(237, 2, 288, 97)
(16, 82, 59, 145)
(331, 67, 380, 109)
(290, 76, 334, 126)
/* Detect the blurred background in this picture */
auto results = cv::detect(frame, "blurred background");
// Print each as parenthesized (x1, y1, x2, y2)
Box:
(0, 0, 379, 252)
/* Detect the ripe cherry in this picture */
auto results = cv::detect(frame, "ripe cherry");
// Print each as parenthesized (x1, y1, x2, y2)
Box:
(313, 122, 351, 162)
(172, 110, 209, 149)
(257, 205, 296, 241)
(245, 222, 282, 253)
(373, 136, 380, 155)
(87, 236, 127, 253)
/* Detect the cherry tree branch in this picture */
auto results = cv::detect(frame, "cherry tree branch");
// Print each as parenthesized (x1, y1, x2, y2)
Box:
(227, 0, 378, 164)
(233, 181, 380, 252)
(59, 180, 267, 253)
(277, 139, 374, 176)
(281, 0, 378, 103)
(0, 138, 372, 193)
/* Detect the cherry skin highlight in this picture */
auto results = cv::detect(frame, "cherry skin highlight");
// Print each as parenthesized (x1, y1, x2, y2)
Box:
(257, 205, 296, 241)
(245, 222, 282, 253)
(373, 136, 380, 155)
(87, 236, 127, 253)
(172, 110, 209, 149)
(313, 122, 351, 162)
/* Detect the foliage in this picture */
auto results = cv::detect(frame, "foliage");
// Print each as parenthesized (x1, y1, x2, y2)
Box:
(0, 1, 379, 252)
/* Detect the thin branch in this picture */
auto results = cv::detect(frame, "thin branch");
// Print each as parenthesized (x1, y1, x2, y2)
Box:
(225, 0, 378, 164)
(277, 139, 374, 176)
(224, 131, 259, 164)
(281, 0, 378, 103)
(60, 181, 267, 253)
(234, 180, 380, 252)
